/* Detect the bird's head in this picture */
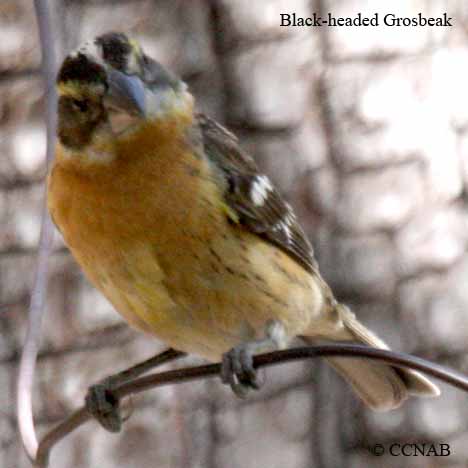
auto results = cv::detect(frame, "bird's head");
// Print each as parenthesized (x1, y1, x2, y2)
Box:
(56, 32, 192, 152)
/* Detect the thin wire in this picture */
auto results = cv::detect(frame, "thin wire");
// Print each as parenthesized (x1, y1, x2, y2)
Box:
(17, 0, 57, 461)
(34, 344, 468, 466)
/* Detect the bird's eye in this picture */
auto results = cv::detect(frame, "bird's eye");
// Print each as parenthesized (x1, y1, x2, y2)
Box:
(72, 99, 88, 113)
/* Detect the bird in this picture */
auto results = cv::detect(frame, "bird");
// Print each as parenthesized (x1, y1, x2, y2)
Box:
(48, 32, 439, 422)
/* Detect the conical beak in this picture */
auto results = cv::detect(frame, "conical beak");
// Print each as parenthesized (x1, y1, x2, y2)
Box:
(104, 68, 146, 117)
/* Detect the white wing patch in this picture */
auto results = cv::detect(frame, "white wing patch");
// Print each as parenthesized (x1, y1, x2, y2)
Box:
(250, 175, 274, 206)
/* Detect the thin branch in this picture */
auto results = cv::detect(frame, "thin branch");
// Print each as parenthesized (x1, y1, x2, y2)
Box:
(34, 344, 468, 467)
(17, 0, 57, 462)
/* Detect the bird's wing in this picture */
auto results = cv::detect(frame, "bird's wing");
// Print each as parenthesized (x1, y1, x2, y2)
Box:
(197, 113, 319, 275)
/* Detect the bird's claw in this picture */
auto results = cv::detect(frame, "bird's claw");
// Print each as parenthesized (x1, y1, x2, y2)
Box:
(85, 378, 122, 433)
(221, 345, 265, 398)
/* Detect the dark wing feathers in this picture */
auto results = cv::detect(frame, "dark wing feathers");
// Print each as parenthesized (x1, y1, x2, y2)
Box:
(197, 113, 318, 274)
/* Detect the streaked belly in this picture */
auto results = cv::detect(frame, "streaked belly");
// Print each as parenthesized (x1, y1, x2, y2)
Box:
(73, 230, 322, 361)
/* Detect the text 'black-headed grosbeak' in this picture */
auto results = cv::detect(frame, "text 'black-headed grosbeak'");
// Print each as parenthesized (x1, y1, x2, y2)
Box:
(48, 32, 440, 412)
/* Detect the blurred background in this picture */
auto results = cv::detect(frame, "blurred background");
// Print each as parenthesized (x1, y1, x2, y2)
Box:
(2, 1, 468, 467)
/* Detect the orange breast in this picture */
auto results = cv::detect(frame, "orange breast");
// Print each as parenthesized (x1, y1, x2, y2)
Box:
(48, 117, 323, 360)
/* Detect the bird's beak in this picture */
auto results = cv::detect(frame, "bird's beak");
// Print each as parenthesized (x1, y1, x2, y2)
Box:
(104, 68, 147, 117)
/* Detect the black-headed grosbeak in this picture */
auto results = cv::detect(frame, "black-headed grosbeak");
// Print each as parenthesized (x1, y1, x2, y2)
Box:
(48, 32, 439, 413)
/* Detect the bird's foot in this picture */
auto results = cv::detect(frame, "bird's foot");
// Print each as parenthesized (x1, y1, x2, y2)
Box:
(221, 343, 265, 398)
(221, 320, 287, 398)
(85, 377, 122, 433)
(84, 348, 184, 432)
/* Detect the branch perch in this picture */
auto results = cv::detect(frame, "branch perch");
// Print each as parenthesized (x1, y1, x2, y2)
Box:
(34, 344, 468, 467)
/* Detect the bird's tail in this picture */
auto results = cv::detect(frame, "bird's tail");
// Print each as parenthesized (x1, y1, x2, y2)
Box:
(302, 303, 440, 411)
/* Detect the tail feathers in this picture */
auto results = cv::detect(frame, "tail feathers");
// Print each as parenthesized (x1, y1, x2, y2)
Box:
(303, 304, 440, 412)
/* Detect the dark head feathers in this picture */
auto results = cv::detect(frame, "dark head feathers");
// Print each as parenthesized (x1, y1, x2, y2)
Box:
(57, 53, 107, 86)
(95, 32, 132, 72)
(57, 32, 133, 86)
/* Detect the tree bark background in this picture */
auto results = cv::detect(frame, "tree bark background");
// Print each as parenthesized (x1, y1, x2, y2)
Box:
(1, 1, 468, 467)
